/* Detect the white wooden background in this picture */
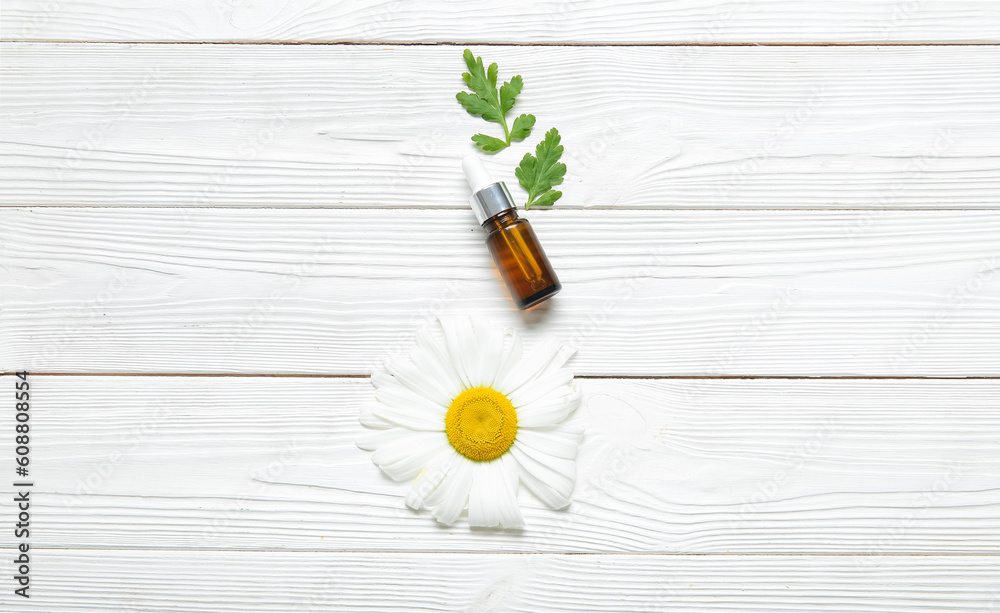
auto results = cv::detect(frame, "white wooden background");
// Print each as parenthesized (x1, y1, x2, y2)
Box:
(2, 2, 1000, 611)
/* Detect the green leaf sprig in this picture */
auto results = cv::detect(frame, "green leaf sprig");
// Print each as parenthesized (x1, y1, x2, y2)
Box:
(516, 128, 566, 209)
(456, 49, 535, 153)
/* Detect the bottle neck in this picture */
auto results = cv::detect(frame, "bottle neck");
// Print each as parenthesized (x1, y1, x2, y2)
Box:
(481, 208, 519, 233)
(470, 182, 516, 225)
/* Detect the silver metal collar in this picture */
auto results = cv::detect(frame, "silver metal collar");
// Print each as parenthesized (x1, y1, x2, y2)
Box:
(469, 182, 516, 225)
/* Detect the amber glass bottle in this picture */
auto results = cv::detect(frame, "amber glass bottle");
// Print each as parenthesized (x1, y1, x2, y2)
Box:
(483, 209, 561, 309)
(463, 156, 561, 310)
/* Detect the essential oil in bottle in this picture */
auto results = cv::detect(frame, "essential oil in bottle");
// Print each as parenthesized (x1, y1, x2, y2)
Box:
(462, 156, 561, 310)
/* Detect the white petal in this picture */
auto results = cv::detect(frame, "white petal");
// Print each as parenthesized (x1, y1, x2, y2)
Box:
(497, 455, 525, 528)
(356, 425, 409, 451)
(495, 336, 558, 394)
(515, 384, 582, 428)
(369, 370, 396, 390)
(542, 343, 577, 377)
(510, 443, 576, 509)
(370, 431, 448, 481)
(370, 399, 444, 431)
(357, 428, 446, 481)
(489, 327, 523, 389)
(412, 326, 467, 399)
(406, 449, 458, 510)
(516, 398, 571, 429)
(566, 381, 583, 412)
(423, 454, 464, 508)
(468, 461, 503, 528)
(430, 458, 475, 525)
(372, 374, 447, 429)
(497, 337, 575, 396)
(440, 316, 476, 389)
(374, 374, 448, 415)
(384, 354, 454, 407)
(507, 368, 575, 411)
(359, 402, 393, 429)
(469, 316, 506, 388)
(514, 439, 578, 483)
(458, 316, 484, 388)
(515, 427, 583, 460)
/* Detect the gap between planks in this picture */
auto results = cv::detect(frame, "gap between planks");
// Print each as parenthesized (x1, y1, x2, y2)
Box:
(4, 40, 1000, 47)
(6, 372, 1000, 380)
(1, 548, 998, 556)
(3, 205, 1000, 211)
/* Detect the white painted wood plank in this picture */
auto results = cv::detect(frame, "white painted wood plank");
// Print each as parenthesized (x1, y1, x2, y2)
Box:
(4, 0, 1000, 43)
(3, 551, 999, 612)
(2, 375, 997, 553)
(3, 43, 998, 209)
(3, 208, 999, 376)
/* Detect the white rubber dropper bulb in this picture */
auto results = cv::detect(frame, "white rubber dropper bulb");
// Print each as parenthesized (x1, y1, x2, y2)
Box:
(462, 155, 495, 193)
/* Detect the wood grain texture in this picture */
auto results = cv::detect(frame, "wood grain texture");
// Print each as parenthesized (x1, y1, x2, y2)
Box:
(2, 12, 997, 611)
(3, 207, 999, 376)
(3, 0, 1000, 43)
(2, 375, 997, 553)
(3, 43, 999, 209)
(2, 551, 999, 613)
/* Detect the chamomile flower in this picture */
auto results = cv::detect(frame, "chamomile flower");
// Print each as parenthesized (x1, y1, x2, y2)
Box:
(357, 316, 583, 528)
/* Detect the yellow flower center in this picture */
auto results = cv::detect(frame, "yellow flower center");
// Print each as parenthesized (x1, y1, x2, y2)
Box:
(445, 386, 518, 461)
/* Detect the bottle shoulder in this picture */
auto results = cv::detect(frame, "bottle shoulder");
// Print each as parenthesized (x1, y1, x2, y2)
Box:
(483, 209, 525, 234)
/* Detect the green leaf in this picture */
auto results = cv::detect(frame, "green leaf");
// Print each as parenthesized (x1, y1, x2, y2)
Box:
(471, 134, 508, 152)
(516, 127, 566, 208)
(487, 63, 498, 90)
(457, 49, 531, 150)
(499, 75, 522, 114)
(527, 190, 562, 209)
(462, 53, 498, 108)
(509, 113, 535, 141)
(456, 92, 502, 123)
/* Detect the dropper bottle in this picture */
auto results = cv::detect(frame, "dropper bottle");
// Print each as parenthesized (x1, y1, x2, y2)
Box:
(462, 156, 561, 310)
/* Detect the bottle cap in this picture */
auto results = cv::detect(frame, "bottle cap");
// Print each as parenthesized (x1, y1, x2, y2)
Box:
(462, 155, 516, 225)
